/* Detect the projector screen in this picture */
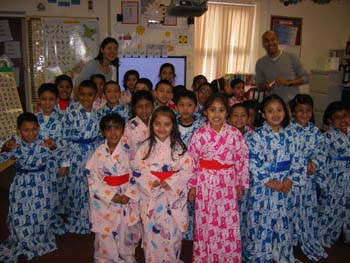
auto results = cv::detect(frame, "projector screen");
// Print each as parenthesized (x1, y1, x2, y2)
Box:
(118, 56, 187, 90)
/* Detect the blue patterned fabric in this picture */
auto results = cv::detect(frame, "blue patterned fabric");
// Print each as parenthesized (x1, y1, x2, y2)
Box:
(62, 103, 101, 234)
(318, 126, 350, 247)
(289, 120, 327, 261)
(0, 136, 64, 262)
(97, 103, 130, 122)
(244, 123, 299, 263)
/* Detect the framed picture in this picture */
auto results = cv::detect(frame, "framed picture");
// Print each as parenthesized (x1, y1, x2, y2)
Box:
(121, 1, 139, 24)
(270, 15, 302, 57)
(163, 15, 177, 26)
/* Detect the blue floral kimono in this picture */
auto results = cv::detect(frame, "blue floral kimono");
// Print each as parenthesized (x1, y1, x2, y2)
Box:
(176, 115, 204, 241)
(97, 103, 130, 122)
(289, 120, 327, 261)
(318, 126, 350, 247)
(62, 103, 101, 234)
(0, 135, 63, 262)
(245, 123, 299, 263)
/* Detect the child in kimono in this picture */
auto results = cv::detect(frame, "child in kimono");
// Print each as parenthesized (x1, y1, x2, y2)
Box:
(55, 74, 73, 111)
(0, 113, 64, 262)
(154, 79, 175, 109)
(174, 90, 204, 241)
(62, 80, 101, 234)
(188, 93, 249, 263)
(36, 83, 68, 234)
(288, 94, 327, 261)
(98, 81, 130, 121)
(86, 113, 141, 263)
(245, 94, 298, 263)
(228, 78, 247, 107)
(126, 106, 192, 263)
(124, 90, 154, 161)
(91, 74, 106, 110)
(318, 101, 350, 247)
(228, 103, 252, 136)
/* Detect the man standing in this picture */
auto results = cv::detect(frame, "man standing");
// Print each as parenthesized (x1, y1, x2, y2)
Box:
(255, 30, 309, 102)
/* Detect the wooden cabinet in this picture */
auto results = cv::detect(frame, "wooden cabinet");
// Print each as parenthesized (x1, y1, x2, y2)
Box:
(309, 70, 342, 128)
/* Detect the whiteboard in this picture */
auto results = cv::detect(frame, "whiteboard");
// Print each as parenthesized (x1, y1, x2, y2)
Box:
(118, 56, 187, 90)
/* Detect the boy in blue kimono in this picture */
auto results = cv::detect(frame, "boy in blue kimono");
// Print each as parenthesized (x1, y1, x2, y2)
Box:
(0, 112, 65, 262)
(174, 90, 204, 241)
(36, 83, 68, 234)
(62, 80, 101, 234)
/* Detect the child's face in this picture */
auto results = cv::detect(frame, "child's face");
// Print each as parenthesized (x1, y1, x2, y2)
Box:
(77, 86, 97, 112)
(232, 83, 245, 99)
(247, 108, 257, 128)
(329, 109, 348, 133)
(93, 78, 105, 96)
(205, 99, 227, 132)
(176, 97, 196, 121)
(294, 103, 312, 127)
(160, 67, 175, 84)
(57, 80, 72, 101)
(38, 91, 58, 115)
(229, 106, 248, 131)
(197, 84, 212, 106)
(155, 83, 173, 106)
(103, 123, 124, 149)
(153, 113, 173, 142)
(262, 100, 285, 131)
(18, 121, 39, 143)
(104, 83, 121, 106)
(135, 83, 150, 92)
(135, 99, 154, 124)
(126, 75, 138, 92)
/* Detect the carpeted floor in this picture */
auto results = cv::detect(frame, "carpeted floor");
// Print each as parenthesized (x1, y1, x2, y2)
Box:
(1, 189, 349, 263)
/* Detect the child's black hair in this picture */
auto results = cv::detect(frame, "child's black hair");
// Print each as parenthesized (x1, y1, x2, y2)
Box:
(260, 94, 290, 128)
(38, 83, 59, 98)
(155, 79, 173, 90)
(230, 78, 245, 89)
(173, 85, 187, 102)
(228, 103, 249, 117)
(143, 106, 186, 160)
(17, 112, 39, 129)
(103, 80, 120, 93)
(78, 80, 98, 94)
(243, 99, 262, 128)
(323, 101, 347, 126)
(210, 78, 226, 93)
(203, 93, 229, 113)
(136, 78, 153, 91)
(174, 89, 197, 106)
(55, 74, 73, 88)
(90, 74, 106, 83)
(289, 94, 315, 123)
(158, 63, 175, 77)
(123, 70, 140, 90)
(95, 37, 119, 67)
(192, 75, 208, 91)
(100, 113, 125, 133)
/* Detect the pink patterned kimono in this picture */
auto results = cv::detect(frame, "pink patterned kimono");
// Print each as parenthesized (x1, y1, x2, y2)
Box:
(126, 137, 192, 263)
(85, 137, 141, 263)
(188, 123, 249, 263)
(124, 116, 149, 161)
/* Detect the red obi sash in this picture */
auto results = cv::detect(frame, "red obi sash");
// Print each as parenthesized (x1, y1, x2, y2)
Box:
(150, 171, 176, 182)
(103, 174, 129, 186)
(199, 159, 233, 170)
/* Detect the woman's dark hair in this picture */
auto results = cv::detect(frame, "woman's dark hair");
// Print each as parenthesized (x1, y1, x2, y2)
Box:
(289, 94, 315, 123)
(95, 37, 119, 67)
(55, 74, 73, 88)
(136, 78, 153, 90)
(100, 113, 125, 133)
(203, 93, 229, 113)
(131, 90, 154, 117)
(260, 94, 290, 128)
(17, 112, 39, 129)
(323, 101, 347, 126)
(228, 103, 249, 117)
(158, 63, 176, 77)
(38, 83, 59, 98)
(123, 70, 140, 90)
(143, 106, 186, 160)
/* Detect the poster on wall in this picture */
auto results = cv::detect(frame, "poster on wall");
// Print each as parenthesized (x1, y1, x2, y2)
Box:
(270, 15, 302, 57)
(122, 1, 139, 24)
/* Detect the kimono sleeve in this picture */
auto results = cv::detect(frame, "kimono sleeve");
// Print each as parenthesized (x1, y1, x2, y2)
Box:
(187, 131, 202, 188)
(233, 133, 249, 189)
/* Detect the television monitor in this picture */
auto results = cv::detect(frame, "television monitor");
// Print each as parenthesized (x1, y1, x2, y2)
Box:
(118, 56, 187, 90)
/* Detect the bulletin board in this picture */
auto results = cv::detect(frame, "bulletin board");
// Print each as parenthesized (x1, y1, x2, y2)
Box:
(0, 72, 23, 140)
(26, 16, 100, 105)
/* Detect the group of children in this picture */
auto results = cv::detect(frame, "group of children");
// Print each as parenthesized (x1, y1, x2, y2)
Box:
(0, 62, 349, 263)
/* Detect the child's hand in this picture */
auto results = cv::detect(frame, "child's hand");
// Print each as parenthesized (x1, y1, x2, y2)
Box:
(41, 138, 57, 150)
(2, 139, 18, 152)
(188, 187, 196, 203)
(281, 178, 293, 193)
(152, 180, 160, 188)
(58, 167, 68, 177)
(236, 188, 243, 200)
(265, 180, 283, 191)
(160, 181, 171, 191)
(307, 161, 316, 175)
